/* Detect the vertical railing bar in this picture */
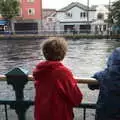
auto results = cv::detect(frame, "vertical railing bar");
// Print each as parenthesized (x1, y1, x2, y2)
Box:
(83, 107, 86, 120)
(4, 104, 8, 120)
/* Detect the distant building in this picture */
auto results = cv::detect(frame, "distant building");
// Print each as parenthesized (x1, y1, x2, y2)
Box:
(43, 2, 109, 34)
(0, 13, 8, 34)
(42, 9, 56, 33)
(91, 5, 109, 35)
(54, 2, 95, 34)
(0, 1, 109, 35)
(13, 0, 42, 34)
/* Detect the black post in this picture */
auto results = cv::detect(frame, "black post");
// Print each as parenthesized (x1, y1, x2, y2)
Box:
(5, 68, 30, 120)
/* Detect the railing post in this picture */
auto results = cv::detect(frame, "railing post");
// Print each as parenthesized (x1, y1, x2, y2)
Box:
(5, 67, 30, 120)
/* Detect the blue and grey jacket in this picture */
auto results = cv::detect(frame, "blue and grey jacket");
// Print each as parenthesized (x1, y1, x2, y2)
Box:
(88, 47, 120, 120)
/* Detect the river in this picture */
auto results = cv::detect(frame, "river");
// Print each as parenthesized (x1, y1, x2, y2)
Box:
(0, 38, 119, 77)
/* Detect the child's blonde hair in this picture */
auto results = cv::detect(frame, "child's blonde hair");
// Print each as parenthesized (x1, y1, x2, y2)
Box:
(42, 37, 68, 61)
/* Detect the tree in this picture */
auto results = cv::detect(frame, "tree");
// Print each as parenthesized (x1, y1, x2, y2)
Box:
(106, 0, 120, 34)
(97, 13, 104, 20)
(0, 0, 19, 33)
(107, 12, 113, 25)
(109, 0, 120, 25)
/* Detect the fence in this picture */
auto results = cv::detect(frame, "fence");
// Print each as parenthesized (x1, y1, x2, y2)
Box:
(0, 67, 98, 120)
(0, 29, 110, 35)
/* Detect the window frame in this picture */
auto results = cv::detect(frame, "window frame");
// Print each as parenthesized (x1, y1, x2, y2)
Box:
(27, 0, 35, 3)
(28, 8, 35, 15)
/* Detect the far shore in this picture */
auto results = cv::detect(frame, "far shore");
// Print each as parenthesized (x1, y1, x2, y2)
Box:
(0, 34, 119, 40)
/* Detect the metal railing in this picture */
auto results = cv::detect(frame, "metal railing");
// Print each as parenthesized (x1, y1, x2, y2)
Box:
(0, 101, 96, 120)
(0, 67, 98, 120)
(0, 29, 109, 35)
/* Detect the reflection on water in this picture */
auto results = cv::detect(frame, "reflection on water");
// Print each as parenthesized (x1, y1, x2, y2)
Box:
(0, 39, 120, 77)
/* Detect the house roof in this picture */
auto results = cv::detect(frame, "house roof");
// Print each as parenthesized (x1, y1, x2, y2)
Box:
(58, 2, 95, 12)
(42, 9, 56, 19)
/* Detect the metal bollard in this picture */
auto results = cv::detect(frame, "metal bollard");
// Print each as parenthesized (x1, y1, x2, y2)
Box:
(5, 67, 31, 120)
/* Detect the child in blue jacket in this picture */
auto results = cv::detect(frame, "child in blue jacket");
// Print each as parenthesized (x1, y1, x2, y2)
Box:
(88, 47, 120, 120)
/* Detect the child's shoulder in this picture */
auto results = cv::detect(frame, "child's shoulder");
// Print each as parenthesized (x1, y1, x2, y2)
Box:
(56, 64, 73, 77)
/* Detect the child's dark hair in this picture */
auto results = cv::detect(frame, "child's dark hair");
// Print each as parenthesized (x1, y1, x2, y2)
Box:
(42, 37, 68, 61)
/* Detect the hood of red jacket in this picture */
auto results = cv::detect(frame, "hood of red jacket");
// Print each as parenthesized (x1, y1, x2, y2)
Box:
(33, 61, 63, 81)
(37, 61, 62, 69)
(34, 61, 62, 71)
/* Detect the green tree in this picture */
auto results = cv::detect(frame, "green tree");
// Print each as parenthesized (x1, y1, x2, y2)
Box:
(109, 0, 120, 25)
(106, 0, 120, 34)
(97, 13, 104, 20)
(0, 0, 19, 33)
(106, 10, 113, 26)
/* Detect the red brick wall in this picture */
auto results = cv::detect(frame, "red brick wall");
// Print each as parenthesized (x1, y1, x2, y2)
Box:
(20, 0, 42, 20)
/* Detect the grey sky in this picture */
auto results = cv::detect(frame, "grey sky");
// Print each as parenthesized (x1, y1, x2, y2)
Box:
(42, 0, 115, 10)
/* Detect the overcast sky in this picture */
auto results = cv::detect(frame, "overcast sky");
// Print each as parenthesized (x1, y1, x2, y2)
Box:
(42, 0, 115, 10)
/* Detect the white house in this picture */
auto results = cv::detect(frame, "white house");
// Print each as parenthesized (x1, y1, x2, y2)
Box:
(42, 2, 109, 34)
(91, 5, 109, 34)
(54, 2, 95, 34)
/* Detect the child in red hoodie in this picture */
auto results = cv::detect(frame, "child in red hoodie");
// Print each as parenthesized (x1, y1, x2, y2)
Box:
(33, 37, 83, 120)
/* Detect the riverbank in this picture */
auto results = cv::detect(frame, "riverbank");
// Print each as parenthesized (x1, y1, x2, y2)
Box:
(0, 34, 47, 40)
(0, 34, 120, 40)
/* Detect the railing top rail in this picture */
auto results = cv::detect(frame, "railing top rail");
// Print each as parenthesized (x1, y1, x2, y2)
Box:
(0, 75, 98, 84)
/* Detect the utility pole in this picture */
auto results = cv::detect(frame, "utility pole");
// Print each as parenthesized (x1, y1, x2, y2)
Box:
(109, 0, 111, 10)
(87, 0, 89, 34)
(108, 0, 111, 38)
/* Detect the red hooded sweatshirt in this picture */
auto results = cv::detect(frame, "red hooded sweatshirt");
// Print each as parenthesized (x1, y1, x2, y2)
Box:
(33, 61, 83, 120)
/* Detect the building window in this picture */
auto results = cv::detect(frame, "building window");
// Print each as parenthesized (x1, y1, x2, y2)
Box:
(66, 12, 72, 17)
(28, 8, 35, 15)
(27, 0, 35, 2)
(83, 12, 86, 17)
(48, 17, 53, 22)
(80, 12, 87, 18)
(80, 12, 82, 17)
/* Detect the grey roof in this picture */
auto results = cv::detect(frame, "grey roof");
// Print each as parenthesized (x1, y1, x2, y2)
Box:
(58, 2, 95, 12)
(42, 9, 56, 19)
